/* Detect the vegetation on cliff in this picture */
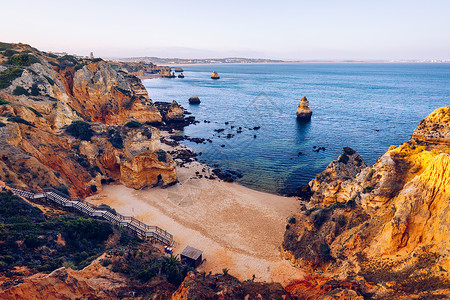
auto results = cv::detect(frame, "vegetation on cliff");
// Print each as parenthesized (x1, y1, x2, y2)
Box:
(0, 190, 112, 273)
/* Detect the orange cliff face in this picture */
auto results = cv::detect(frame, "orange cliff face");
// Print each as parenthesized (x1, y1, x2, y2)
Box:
(0, 43, 175, 197)
(283, 106, 450, 298)
(70, 61, 161, 124)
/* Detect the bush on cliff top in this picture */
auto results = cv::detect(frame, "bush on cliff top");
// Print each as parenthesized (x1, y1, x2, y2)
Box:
(0, 67, 24, 89)
(2, 49, 18, 57)
(12, 86, 29, 96)
(0, 98, 10, 105)
(0, 42, 12, 51)
(4, 53, 40, 66)
(125, 120, 142, 128)
(66, 120, 94, 141)
(156, 149, 167, 162)
(108, 129, 124, 149)
(7, 116, 33, 126)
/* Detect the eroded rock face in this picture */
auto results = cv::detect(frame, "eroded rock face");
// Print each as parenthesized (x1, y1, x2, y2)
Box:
(71, 61, 161, 124)
(283, 106, 450, 298)
(120, 152, 177, 189)
(412, 106, 450, 145)
(0, 44, 176, 196)
(309, 148, 367, 205)
(172, 271, 292, 299)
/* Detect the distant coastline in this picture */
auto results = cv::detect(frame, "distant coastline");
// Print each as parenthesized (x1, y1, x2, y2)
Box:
(110, 56, 450, 66)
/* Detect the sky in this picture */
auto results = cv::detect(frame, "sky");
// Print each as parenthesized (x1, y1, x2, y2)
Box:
(1, 0, 450, 60)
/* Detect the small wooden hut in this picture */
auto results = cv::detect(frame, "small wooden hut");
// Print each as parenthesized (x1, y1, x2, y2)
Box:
(180, 246, 203, 268)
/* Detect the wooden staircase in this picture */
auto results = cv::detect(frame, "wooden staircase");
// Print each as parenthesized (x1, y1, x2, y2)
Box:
(7, 184, 174, 246)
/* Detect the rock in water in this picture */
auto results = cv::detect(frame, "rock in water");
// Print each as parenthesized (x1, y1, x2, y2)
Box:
(296, 96, 313, 121)
(188, 96, 201, 104)
(211, 71, 220, 79)
(166, 100, 185, 122)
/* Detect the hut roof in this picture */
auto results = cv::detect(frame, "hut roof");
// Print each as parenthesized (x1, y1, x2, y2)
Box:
(180, 246, 203, 260)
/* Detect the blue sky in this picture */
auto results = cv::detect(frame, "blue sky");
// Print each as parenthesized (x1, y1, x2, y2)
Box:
(2, 0, 449, 60)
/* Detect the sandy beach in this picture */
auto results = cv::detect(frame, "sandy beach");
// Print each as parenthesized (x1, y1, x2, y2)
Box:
(87, 140, 304, 285)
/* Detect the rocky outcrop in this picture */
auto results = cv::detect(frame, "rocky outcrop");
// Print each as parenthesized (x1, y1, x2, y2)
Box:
(188, 96, 201, 104)
(172, 271, 292, 299)
(211, 71, 220, 79)
(412, 106, 450, 145)
(166, 100, 184, 122)
(309, 147, 367, 205)
(283, 106, 450, 298)
(296, 96, 313, 121)
(0, 43, 176, 196)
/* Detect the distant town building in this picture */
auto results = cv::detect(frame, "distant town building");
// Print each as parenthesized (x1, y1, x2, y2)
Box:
(90, 52, 94, 59)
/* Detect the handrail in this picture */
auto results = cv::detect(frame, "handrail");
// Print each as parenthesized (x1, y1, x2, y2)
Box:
(7, 184, 174, 246)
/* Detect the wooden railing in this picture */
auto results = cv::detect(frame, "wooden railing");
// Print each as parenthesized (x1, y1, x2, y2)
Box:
(7, 184, 174, 246)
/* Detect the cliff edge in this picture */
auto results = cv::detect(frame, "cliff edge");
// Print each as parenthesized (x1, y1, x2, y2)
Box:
(283, 106, 450, 298)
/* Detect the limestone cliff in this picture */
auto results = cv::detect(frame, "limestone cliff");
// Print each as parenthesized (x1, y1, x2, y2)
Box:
(0, 42, 175, 196)
(283, 106, 450, 298)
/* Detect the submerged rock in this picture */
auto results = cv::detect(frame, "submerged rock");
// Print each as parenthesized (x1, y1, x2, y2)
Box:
(296, 96, 313, 121)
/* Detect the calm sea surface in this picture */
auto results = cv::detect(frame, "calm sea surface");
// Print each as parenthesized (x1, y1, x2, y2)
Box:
(143, 63, 450, 195)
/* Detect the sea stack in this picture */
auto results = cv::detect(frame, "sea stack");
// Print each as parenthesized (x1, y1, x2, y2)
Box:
(189, 96, 201, 104)
(296, 97, 313, 121)
(211, 71, 220, 79)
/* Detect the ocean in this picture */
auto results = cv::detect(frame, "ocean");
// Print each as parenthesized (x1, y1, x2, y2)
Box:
(143, 63, 450, 195)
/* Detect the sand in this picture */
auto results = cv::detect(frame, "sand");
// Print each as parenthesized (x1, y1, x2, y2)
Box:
(87, 143, 304, 285)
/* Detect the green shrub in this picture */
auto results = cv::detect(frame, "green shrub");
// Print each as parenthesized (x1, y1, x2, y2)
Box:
(363, 186, 375, 193)
(0, 68, 24, 89)
(46, 52, 58, 59)
(7, 116, 33, 126)
(0, 122, 5, 127)
(54, 185, 69, 196)
(2, 49, 18, 57)
(5, 53, 40, 66)
(66, 120, 93, 141)
(319, 243, 332, 262)
(28, 107, 43, 117)
(222, 268, 229, 275)
(337, 215, 346, 227)
(125, 120, 142, 128)
(313, 209, 327, 229)
(288, 217, 296, 224)
(48, 61, 59, 67)
(343, 147, 356, 156)
(57, 55, 78, 69)
(100, 258, 111, 267)
(0, 98, 10, 105)
(13, 86, 29, 96)
(338, 153, 349, 164)
(156, 149, 167, 162)
(30, 83, 40, 96)
(108, 129, 124, 149)
(90, 185, 97, 193)
(0, 42, 12, 51)
(43, 74, 55, 85)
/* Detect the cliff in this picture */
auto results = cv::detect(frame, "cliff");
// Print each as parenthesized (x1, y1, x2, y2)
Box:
(283, 106, 450, 298)
(0, 42, 175, 196)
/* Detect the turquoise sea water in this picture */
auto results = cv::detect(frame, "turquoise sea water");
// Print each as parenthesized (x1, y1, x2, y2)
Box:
(143, 63, 450, 195)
